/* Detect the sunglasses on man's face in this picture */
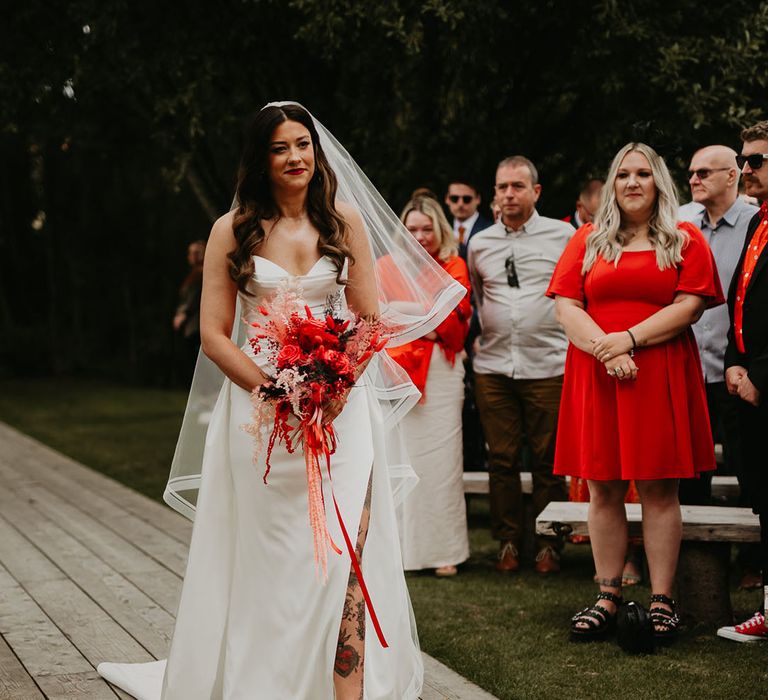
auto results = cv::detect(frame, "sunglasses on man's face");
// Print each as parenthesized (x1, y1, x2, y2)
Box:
(505, 255, 519, 287)
(687, 167, 730, 180)
(448, 195, 474, 204)
(736, 153, 768, 170)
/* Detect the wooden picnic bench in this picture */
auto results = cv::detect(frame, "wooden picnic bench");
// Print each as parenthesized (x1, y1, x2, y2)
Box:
(535, 501, 761, 627)
(463, 472, 740, 561)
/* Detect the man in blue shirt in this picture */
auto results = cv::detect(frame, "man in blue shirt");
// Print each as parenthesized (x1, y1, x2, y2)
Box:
(680, 144, 760, 588)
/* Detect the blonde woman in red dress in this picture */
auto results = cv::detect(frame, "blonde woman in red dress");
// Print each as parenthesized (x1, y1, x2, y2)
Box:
(386, 196, 472, 577)
(546, 142, 724, 642)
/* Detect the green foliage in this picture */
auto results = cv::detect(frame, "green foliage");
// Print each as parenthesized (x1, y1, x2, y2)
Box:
(1, 1, 767, 381)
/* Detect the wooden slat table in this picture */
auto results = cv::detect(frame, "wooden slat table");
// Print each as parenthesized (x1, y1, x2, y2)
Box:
(0, 422, 497, 700)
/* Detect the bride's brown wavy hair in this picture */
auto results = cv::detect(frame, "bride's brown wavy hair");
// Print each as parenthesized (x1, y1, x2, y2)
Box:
(229, 104, 353, 292)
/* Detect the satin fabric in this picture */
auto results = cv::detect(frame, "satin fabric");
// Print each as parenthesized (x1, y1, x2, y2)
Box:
(99, 257, 423, 699)
(397, 349, 469, 570)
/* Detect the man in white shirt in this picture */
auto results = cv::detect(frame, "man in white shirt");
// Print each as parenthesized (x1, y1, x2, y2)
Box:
(468, 156, 573, 575)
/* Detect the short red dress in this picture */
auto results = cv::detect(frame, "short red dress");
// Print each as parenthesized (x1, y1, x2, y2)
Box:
(545, 222, 725, 481)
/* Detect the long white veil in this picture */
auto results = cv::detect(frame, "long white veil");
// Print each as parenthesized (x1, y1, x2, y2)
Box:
(163, 101, 466, 519)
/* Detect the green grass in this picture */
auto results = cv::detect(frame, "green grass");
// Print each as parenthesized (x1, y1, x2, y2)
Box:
(409, 511, 766, 699)
(0, 378, 185, 499)
(1, 378, 766, 699)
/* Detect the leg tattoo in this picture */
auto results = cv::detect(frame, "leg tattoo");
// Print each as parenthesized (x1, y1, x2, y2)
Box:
(334, 630, 361, 678)
(334, 474, 372, 698)
(596, 576, 622, 588)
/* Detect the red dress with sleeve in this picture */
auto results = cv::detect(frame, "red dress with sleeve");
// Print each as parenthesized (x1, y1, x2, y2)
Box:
(545, 222, 725, 481)
(386, 255, 472, 399)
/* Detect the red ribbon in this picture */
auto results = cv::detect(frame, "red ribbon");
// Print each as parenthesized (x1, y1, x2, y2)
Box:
(264, 404, 389, 648)
(313, 414, 389, 648)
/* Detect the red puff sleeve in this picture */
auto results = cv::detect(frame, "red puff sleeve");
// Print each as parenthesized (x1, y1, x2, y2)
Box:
(675, 221, 726, 308)
(545, 223, 592, 301)
(433, 256, 472, 353)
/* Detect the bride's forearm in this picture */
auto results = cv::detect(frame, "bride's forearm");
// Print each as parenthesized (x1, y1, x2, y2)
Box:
(201, 334, 270, 392)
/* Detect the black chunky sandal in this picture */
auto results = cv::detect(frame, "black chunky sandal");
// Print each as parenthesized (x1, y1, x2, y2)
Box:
(570, 591, 623, 642)
(649, 593, 680, 641)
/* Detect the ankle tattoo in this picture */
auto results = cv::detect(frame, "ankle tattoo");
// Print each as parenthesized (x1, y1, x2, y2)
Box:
(596, 576, 622, 588)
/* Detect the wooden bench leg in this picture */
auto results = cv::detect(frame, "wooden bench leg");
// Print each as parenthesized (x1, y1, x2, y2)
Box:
(676, 542, 733, 628)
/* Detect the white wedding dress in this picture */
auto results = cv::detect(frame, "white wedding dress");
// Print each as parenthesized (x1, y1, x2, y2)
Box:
(98, 255, 424, 699)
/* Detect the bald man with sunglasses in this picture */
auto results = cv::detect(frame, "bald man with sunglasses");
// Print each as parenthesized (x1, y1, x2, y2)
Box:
(680, 146, 761, 589)
(679, 148, 758, 503)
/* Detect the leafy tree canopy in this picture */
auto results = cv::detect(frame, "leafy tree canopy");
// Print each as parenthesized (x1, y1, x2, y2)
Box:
(1, 0, 766, 380)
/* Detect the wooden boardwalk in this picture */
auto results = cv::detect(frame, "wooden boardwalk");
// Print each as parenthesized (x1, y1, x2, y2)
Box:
(0, 422, 497, 700)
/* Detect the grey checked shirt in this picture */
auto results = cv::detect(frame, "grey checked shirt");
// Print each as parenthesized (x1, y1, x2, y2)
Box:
(680, 198, 759, 382)
(467, 211, 574, 378)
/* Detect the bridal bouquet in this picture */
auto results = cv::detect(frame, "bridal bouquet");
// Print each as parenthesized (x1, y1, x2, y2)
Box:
(242, 283, 387, 579)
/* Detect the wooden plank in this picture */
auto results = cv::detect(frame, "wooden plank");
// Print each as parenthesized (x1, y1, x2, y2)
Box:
(463, 472, 534, 495)
(462, 471, 490, 495)
(0, 633, 45, 700)
(0, 564, 119, 699)
(0, 462, 182, 613)
(0, 564, 94, 678)
(463, 471, 739, 500)
(421, 654, 499, 700)
(0, 489, 175, 659)
(0, 422, 192, 544)
(36, 672, 118, 700)
(535, 501, 760, 542)
(0, 448, 189, 578)
(0, 516, 154, 668)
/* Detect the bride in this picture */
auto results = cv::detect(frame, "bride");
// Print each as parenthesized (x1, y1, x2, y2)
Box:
(97, 103, 465, 699)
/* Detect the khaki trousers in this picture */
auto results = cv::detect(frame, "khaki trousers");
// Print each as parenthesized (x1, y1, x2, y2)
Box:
(474, 373, 567, 549)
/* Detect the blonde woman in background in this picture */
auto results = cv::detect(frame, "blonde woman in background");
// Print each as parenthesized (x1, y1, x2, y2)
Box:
(547, 142, 724, 642)
(387, 196, 472, 576)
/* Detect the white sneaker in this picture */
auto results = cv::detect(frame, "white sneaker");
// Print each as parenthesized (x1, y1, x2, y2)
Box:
(717, 612, 768, 643)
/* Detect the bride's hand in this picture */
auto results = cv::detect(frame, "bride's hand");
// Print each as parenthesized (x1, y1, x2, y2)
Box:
(321, 388, 351, 424)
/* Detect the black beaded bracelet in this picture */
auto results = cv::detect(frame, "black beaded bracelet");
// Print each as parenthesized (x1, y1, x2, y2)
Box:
(626, 329, 637, 357)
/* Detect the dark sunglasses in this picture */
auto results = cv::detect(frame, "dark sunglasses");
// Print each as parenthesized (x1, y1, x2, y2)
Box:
(736, 153, 768, 170)
(505, 255, 519, 287)
(687, 167, 730, 180)
(448, 194, 474, 204)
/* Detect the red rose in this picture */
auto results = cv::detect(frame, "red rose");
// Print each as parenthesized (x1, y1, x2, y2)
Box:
(276, 344, 303, 368)
(322, 349, 353, 378)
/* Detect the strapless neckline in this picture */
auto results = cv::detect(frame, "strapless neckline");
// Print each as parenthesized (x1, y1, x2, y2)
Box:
(252, 254, 331, 278)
